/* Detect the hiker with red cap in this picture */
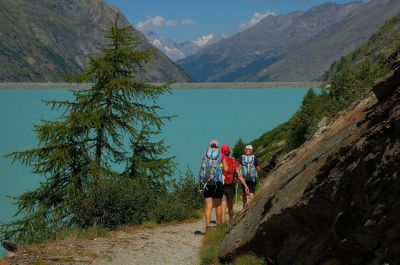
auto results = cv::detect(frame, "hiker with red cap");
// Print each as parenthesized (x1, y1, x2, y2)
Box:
(220, 144, 250, 223)
(238, 144, 261, 205)
(198, 140, 224, 231)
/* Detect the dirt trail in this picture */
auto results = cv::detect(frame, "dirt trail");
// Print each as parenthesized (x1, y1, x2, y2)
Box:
(2, 218, 209, 265)
(82, 219, 205, 265)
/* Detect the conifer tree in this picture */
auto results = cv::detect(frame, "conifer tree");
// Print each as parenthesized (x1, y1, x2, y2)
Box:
(1, 15, 174, 243)
(233, 138, 246, 158)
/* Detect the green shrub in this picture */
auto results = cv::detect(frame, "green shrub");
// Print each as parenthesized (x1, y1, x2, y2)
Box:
(152, 170, 203, 223)
(287, 88, 327, 149)
(72, 170, 202, 228)
(233, 138, 246, 158)
(72, 177, 158, 228)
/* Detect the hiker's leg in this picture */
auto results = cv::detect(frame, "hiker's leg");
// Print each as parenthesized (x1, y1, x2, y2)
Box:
(204, 198, 213, 227)
(221, 196, 227, 224)
(248, 181, 256, 203)
(242, 183, 248, 205)
(215, 198, 223, 225)
(224, 185, 235, 221)
(204, 184, 216, 228)
(215, 182, 224, 225)
(227, 200, 234, 221)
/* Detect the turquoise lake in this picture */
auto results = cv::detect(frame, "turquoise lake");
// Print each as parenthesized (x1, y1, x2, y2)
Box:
(0, 87, 311, 255)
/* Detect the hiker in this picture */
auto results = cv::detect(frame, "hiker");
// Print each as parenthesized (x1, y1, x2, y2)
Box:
(238, 145, 260, 205)
(220, 144, 249, 223)
(198, 140, 224, 230)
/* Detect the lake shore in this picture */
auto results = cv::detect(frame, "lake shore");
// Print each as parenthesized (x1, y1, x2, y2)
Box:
(0, 82, 324, 89)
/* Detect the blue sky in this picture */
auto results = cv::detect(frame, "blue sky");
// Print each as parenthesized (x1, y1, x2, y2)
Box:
(106, 0, 365, 42)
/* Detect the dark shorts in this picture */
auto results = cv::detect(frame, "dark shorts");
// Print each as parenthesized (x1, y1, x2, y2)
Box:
(204, 182, 224, 199)
(223, 184, 236, 203)
(242, 180, 256, 194)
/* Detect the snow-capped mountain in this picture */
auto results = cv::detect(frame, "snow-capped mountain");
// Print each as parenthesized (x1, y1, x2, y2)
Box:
(143, 31, 225, 61)
(192, 34, 216, 46)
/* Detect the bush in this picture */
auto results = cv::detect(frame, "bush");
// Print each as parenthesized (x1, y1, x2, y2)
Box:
(72, 177, 158, 228)
(233, 138, 246, 158)
(72, 170, 203, 228)
(287, 89, 326, 149)
(152, 170, 203, 223)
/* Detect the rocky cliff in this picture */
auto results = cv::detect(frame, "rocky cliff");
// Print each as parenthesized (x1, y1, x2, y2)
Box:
(0, 0, 191, 82)
(219, 67, 400, 264)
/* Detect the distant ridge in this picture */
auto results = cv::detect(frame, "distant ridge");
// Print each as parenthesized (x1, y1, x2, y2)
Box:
(0, 0, 191, 82)
(0, 82, 323, 89)
(178, 0, 400, 82)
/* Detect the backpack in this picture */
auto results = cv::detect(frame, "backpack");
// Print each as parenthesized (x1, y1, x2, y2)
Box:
(223, 157, 238, 185)
(241, 155, 257, 182)
(199, 148, 222, 185)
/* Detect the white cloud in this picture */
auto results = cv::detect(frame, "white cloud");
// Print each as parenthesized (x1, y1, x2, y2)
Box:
(136, 16, 196, 30)
(181, 19, 196, 25)
(166, 20, 179, 26)
(239, 10, 276, 30)
(136, 16, 165, 30)
(192, 34, 215, 46)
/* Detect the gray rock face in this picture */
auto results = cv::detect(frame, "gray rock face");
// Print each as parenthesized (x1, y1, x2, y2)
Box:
(0, 0, 191, 82)
(218, 68, 400, 264)
(179, 0, 400, 82)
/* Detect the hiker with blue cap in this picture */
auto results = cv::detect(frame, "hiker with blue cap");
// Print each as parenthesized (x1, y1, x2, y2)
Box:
(198, 140, 224, 231)
(237, 144, 260, 205)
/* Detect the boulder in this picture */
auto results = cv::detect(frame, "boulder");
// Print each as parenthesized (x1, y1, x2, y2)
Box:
(219, 68, 400, 265)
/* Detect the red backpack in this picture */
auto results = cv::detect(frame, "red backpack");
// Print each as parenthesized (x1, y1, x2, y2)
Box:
(223, 157, 238, 185)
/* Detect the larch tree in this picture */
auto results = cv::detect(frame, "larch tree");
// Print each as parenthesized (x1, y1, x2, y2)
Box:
(1, 14, 174, 243)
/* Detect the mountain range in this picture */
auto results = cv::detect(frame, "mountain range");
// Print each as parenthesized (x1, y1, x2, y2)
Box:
(0, 0, 191, 82)
(142, 31, 225, 61)
(178, 0, 400, 82)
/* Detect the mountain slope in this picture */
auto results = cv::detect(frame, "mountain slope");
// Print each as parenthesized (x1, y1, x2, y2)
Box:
(178, 0, 400, 82)
(248, 9, 400, 166)
(264, 0, 400, 82)
(325, 11, 400, 79)
(0, 0, 191, 82)
(219, 66, 400, 265)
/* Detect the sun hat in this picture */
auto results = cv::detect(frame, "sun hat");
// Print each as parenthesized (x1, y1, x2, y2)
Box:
(209, 139, 219, 148)
(221, 145, 230, 155)
(245, 145, 253, 150)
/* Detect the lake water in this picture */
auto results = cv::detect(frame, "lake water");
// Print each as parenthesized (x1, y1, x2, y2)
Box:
(0, 87, 311, 255)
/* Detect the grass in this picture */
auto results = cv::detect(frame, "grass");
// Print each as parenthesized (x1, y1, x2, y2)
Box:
(54, 225, 109, 241)
(53, 210, 204, 241)
(233, 255, 265, 265)
(199, 225, 266, 265)
(200, 226, 226, 265)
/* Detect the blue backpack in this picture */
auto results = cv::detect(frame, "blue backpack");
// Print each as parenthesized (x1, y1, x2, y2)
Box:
(241, 155, 257, 182)
(199, 148, 222, 185)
